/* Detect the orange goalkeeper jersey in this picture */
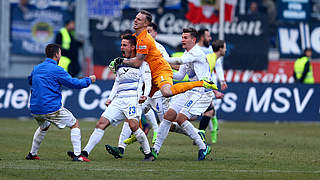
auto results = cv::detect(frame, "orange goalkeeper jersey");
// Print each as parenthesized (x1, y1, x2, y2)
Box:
(134, 29, 172, 76)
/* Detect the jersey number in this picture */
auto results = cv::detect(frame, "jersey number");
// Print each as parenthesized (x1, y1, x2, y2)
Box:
(185, 100, 193, 107)
(129, 106, 136, 115)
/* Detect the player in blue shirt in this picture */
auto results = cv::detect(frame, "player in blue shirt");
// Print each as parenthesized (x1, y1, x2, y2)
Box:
(25, 43, 96, 162)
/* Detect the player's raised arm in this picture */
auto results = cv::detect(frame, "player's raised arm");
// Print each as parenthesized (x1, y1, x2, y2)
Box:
(123, 53, 145, 68)
(173, 64, 188, 81)
(164, 53, 199, 65)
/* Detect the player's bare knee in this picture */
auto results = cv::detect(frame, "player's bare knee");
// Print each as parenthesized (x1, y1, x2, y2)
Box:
(41, 125, 50, 131)
(96, 116, 110, 130)
(128, 119, 139, 131)
(204, 109, 214, 117)
(71, 120, 80, 129)
(176, 113, 188, 126)
(164, 109, 177, 121)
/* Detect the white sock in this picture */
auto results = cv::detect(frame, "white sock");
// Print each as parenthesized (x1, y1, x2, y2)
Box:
(181, 121, 206, 150)
(153, 119, 171, 153)
(157, 112, 164, 123)
(83, 128, 105, 154)
(30, 127, 47, 155)
(171, 122, 199, 137)
(208, 117, 213, 131)
(71, 128, 81, 156)
(145, 110, 158, 133)
(171, 122, 189, 136)
(133, 128, 150, 154)
(118, 122, 131, 149)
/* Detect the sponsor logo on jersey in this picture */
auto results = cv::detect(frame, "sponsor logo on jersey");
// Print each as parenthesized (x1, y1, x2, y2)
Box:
(138, 45, 147, 49)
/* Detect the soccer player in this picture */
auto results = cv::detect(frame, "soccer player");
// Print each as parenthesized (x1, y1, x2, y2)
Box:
(152, 28, 223, 161)
(25, 44, 96, 162)
(68, 35, 155, 161)
(109, 10, 218, 99)
(124, 22, 171, 145)
(198, 28, 228, 143)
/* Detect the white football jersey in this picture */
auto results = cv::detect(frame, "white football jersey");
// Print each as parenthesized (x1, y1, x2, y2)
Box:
(108, 61, 151, 100)
(155, 41, 169, 58)
(199, 45, 213, 55)
(166, 44, 211, 93)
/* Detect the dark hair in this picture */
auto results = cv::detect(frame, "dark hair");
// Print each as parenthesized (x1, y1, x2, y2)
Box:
(139, 10, 152, 24)
(304, 48, 312, 55)
(64, 18, 74, 26)
(45, 44, 61, 58)
(299, 48, 312, 58)
(198, 28, 209, 38)
(122, 34, 137, 47)
(212, 40, 225, 52)
(183, 27, 198, 39)
(120, 29, 133, 38)
(148, 22, 158, 32)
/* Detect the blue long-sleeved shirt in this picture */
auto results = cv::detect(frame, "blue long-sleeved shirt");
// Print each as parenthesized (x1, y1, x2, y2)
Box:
(28, 58, 92, 114)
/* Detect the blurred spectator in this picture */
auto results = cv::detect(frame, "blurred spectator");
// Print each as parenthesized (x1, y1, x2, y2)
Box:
(293, 48, 314, 84)
(11, 0, 33, 20)
(157, 0, 166, 14)
(262, 0, 276, 25)
(248, 1, 260, 15)
(18, 0, 30, 14)
(55, 19, 83, 77)
(263, 0, 277, 48)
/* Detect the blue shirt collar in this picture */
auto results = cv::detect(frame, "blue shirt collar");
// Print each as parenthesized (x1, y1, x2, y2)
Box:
(45, 58, 58, 64)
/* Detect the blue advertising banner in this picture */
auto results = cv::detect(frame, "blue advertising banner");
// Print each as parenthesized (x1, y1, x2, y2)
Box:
(10, 0, 74, 55)
(277, 0, 311, 22)
(214, 83, 320, 122)
(88, 0, 121, 18)
(0, 79, 319, 122)
(278, 22, 320, 59)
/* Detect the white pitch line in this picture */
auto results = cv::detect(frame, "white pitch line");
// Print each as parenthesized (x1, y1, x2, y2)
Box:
(1, 165, 320, 174)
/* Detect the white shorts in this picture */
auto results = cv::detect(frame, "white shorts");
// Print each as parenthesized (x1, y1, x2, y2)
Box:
(32, 107, 77, 129)
(101, 96, 141, 126)
(169, 90, 214, 119)
(142, 96, 169, 114)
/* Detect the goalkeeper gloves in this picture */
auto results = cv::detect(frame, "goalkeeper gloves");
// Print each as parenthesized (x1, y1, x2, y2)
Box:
(108, 57, 124, 74)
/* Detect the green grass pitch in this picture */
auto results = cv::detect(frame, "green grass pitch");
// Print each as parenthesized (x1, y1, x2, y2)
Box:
(1, 119, 320, 179)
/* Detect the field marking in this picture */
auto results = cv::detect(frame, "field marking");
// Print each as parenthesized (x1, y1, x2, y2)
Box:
(1, 165, 320, 174)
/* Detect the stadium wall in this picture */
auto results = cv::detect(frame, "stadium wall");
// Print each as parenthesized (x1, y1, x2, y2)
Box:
(0, 79, 319, 122)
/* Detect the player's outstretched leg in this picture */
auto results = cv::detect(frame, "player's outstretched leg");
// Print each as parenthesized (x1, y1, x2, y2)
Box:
(82, 128, 105, 156)
(177, 115, 211, 160)
(128, 119, 154, 161)
(144, 110, 159, 144)
(105, 121, 131, 159)
(68, 117, 110, 161)
(152, 119, 172, 158)
(69, 120, 90, 162)
(26, 126, 49, 160)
